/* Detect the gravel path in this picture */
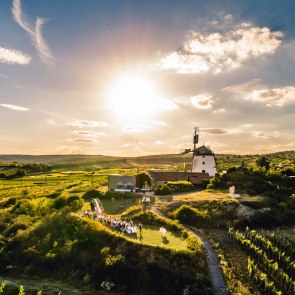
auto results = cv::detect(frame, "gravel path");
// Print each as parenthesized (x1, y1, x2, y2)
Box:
(151, 207, 228, 295)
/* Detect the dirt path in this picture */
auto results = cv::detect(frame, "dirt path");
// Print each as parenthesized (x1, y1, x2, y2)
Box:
(151, 207, 228, 295)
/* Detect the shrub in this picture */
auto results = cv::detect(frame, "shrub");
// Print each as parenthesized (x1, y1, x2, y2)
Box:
(70, 198, 84, 211)
(166, 181, 194, 193)
(154, 184, 171, 195)
(82, 189, 104, 200)
(173, 205, 208, 226)
(53, 197, 67, 209)
(104, 190, 141, 199)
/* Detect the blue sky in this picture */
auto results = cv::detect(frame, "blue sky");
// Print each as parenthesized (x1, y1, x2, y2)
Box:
(1, 0, 295, 155)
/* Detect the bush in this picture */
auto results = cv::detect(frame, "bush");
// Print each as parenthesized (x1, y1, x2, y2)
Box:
(154, 184, 171, 195)
(53, 196, 67, 209)
(104, 190, 141, 199)
(166, 181, 194, 193)
(82, 189, 104, 200)
(173, 205, 208, 226)
(70, 198, 84, 211)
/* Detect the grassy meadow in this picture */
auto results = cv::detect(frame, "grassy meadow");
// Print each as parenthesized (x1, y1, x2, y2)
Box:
(0, 151, 295, 294)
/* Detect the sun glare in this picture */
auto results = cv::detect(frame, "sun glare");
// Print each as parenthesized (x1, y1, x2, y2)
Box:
(106, 73, 170, 122)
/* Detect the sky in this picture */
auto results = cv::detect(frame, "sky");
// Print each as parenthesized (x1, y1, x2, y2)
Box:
(1, 0, 295, 156)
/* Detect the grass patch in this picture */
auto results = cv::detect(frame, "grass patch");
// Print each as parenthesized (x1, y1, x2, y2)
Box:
(101, 198, 141, 215)
(110, 224, 188, 250)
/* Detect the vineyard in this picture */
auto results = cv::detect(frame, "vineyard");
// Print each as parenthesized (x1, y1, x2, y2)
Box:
(231, 228, 295, 295)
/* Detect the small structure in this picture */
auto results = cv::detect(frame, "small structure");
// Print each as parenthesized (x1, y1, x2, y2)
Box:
(229, 186, 240, 199)
(108, 174, 136, 191)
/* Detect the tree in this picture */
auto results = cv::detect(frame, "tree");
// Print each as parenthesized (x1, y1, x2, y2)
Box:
(136, 173, 152, 188)
(256, 156, 270, 171)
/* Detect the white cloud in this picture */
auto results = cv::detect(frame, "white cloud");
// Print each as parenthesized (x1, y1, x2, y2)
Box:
(73, 130, 107, 137)
(0, 103, 30, 111)
(122, 126, 143, 133)
(213, 108, 226, 114)
(12, 0, 54, 66)
(153, 120, 167, 126)
(160, 22, 282, 74)
(191, 94, 214, 109)
(123, 143, 139, 149)
(155, 140, 164, 145)
(245, 86, 295, 106)
(0, 46, 31, 64)
(68, 120, 108, 128)
(251, 131, 280, 139)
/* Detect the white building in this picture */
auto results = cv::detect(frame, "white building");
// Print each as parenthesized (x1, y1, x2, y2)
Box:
(192, 145, 217, 177)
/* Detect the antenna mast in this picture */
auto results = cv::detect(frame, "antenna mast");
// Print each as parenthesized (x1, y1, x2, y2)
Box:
(193, 127, 199, 152)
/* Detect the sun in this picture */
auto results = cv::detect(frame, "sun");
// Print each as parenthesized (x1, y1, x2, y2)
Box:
(106, 73, 166, 122)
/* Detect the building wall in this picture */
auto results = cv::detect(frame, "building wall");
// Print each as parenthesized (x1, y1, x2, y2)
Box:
(192, 155, 217, 177)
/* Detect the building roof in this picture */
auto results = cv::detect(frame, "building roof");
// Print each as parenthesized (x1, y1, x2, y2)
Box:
(194, 145, 214, 156)
(148, 171, 210, 184)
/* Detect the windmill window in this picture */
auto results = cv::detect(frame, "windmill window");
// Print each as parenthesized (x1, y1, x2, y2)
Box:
(202, 155, 205, 158)
(202, 162, 205, 165)
(202, 170, 206, 173)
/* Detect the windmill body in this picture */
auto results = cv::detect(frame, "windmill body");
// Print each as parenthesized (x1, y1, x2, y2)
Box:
(190, 127, 217, 177)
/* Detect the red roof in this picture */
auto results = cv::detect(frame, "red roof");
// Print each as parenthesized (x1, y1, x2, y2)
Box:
(148, 171, 210, 184)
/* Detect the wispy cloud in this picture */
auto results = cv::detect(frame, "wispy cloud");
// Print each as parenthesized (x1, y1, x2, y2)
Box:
(122, 143, 139, 150)
(0, 46, 31, 64)
(223, 79, 264, 94)
(160, 19, 283, 74)
(245, 86, 295, 106)
(122, 126, 143, 133)
(202, 128, 242, 135)
(0, 74, 9, 79)
(251, 131, 280, 139)
(12, 0, 54, 66)
(191, 94, 214, 109)
(70, 138, 97, 143)
(73, 130, 107, 137)
(202, 128, 228, 135)
(67, 120, 108, 128)
(0, 103, 30, 111)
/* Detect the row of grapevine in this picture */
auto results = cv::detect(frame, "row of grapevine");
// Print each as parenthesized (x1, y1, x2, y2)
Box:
(248, 258, 282, 295)
(245, 229, 295, 279)
(267, 232, 295, 260)
(0, 281, 60, 295)
(232, 230, 295, 295)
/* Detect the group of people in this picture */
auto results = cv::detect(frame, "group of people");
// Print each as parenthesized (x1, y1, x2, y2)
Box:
(82, 199, 138, 235)
(107, 216, 137, 234)
(142, 196, 151, 206)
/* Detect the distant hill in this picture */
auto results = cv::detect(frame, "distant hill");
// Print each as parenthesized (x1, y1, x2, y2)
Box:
(0, 150, 294, 171)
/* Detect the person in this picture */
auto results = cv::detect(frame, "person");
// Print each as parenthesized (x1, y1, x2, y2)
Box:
(138, 223, 143, 232)
(160, 227, 167, 238)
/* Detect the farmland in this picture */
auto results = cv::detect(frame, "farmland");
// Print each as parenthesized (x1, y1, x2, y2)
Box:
(0, 151, 294, 294)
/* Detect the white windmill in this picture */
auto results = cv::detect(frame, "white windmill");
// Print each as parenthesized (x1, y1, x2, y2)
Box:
(182, 127, 217, 177)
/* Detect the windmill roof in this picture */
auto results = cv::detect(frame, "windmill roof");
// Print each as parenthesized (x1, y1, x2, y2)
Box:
(194, 145, 214, 155)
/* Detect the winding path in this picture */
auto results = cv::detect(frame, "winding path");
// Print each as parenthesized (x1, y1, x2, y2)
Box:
(151, 207, 228, 295)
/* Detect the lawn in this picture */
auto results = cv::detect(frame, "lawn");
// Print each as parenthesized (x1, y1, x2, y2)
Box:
(111, 224, 188, 250)
(101, 198, 141, 215)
